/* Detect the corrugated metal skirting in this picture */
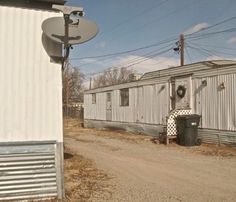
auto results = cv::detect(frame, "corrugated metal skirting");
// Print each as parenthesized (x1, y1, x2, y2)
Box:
(199, 129, 236, 146)
(0, 142, 57, 201)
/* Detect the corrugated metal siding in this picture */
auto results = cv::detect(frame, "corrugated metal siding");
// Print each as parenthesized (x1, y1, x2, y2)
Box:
(85, 61, 236, 95)
(194, 73, 236, 131)
(140, 60, 236, 80)
(218, 74, 236, 131)
(199, 129, 236, 146)
(137, 84, 168, 124)
(85, 83, 169, 125)
(0, 6, 63, 142)
(195, 77, 219, 129)
(0, 142, 57, 201)
(86, 76, 169, 94)
(84, 93, 106, 120)
(193, 65, 236, 78)
(112, 88, 136, 122)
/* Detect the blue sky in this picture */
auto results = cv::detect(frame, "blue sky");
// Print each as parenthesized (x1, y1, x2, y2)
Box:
(65, 0, 236, 79)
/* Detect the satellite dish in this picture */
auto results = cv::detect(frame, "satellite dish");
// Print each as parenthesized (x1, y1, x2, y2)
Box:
(42, 17, 98, 45)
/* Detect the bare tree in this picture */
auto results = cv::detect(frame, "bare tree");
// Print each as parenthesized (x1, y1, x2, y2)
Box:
(63, 63, 85, 105)
(92, 67, 135, 88)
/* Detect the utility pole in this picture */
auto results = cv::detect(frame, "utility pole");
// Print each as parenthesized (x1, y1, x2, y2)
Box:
(89, 77, 92, 89)
(180, 34, 184, 66)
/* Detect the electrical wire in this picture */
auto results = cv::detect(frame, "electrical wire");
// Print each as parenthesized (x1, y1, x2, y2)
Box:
(187, 15, 236, 36)
(70, 36, 178, 60)
(187, 41, 236, 57)
(102, 0, 200, 46)
(186, 27, 236, 41)
(95, 0, 170, 41)
(79, 0, 170, 53)
(186, 44, 214, 58)
(185, 46, 192, 63)
(87, 46, 173, 76)
(186, 43, 236, 51)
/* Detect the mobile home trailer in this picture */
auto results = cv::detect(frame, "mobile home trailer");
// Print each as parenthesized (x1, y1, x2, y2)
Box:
(0, 0, 64, 200)
(84, 60, 236, 146)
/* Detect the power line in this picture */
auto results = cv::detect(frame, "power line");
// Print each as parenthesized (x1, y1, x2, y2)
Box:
(79, 0, 170, 53)
(186, 43, 236, 51)
(186, 27, 236, 41)
(75, 14, 236, 63)
(70, 36, 177, 60)
(87, 46, 173, 76)
(187, 15, 236, 36)
(187, 45, 213, 58)
(102, 0, 200, 46)
(187, 41, 236, 57)
(95, 0, 170, 41)
(185, 46, 192, 63)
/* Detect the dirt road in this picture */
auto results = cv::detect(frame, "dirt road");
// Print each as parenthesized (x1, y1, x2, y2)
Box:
(65, 127, 236, 202)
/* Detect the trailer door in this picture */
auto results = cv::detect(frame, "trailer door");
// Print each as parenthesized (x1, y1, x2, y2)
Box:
(106, 92, 112, 121)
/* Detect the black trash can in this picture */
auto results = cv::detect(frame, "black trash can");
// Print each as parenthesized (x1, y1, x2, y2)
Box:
(176, 114, 201, 146)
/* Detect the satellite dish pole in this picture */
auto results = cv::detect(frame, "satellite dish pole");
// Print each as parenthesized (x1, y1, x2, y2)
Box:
(52, 5, 84, 71)
(63, 14, 70, 71)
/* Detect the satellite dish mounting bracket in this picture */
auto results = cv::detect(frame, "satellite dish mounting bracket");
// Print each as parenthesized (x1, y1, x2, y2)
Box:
(52, 5, 85, 71)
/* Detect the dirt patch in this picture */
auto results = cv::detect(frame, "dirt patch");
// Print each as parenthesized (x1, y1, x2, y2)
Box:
(64, 118, 153, 145)
(63, 148, 113, 202)
(43, 147, 113, 202)
(61, 118, 236, 202)
(64, 118, 236, 158)
(190, 143, 236, 157)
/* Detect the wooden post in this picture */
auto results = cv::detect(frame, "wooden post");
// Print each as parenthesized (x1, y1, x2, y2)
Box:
(89, 77, 92, 89)
(180, 34, 184, 66)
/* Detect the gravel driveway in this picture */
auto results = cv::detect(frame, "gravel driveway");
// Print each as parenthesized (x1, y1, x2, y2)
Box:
(64, 126, 236, 202)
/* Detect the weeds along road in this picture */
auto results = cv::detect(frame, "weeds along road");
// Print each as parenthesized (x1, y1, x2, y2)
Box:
(64, 126, 236, 202)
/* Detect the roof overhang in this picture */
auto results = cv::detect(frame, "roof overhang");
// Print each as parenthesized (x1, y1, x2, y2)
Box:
(36, 0, 65, 4)
(0, 0, 66, 10)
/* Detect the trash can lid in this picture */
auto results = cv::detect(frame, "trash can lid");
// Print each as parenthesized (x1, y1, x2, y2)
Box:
(176, 114, 201, 119)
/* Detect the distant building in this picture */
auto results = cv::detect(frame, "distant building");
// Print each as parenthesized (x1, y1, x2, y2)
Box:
(0, 0, 64, 200)
(84, 60, 236, 146)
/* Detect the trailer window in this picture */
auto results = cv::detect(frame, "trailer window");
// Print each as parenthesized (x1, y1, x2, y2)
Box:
(92, 93, 96, 104)
(120, 88, 129, 106)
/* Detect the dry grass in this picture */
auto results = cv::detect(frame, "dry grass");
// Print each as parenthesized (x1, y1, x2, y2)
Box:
(62, 148, 113, 202)
(64, 118, 236, 158)
(64, 118, 151, 144)
(190, 143, 236, 157)
(43, 148, 113, 202)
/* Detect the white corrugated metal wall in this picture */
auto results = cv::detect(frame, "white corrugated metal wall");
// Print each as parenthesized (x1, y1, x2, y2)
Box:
(137, 84, 168, 124)
(0, 5, 64, 200)
(0, 6, 62, 142)
(112, 88, 136, 122)
(84, 93, 106, 120)
(85, 82, 169, 125)
(194, 73, 236, 131)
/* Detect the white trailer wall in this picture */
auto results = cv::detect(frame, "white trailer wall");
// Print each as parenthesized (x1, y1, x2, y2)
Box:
(137, 83, 169, 125)
(84, 82, 169, 125)
(84, 93, 106, 120)
(0, 6, 62, 142)
(194, 73, 236, 131)
(0, 6, 64, 200)
(112, 88, 137, 123)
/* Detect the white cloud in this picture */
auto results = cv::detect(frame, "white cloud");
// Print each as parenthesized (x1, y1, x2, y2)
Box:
(113, 55, 179, 73)
(206, 55, 236, 61)
(227, 37, 236, 44)
(80, 55, 179, 87)
(184, 22, 209, 35)
(206, 55, 224, 60)
(95, 41, 106, 49)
